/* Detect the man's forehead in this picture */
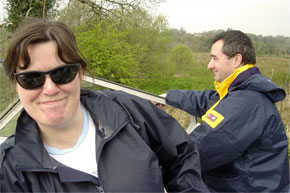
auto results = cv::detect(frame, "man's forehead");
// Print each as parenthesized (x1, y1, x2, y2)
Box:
(212, 40, 224, 49)
(211, 40, 225, 55)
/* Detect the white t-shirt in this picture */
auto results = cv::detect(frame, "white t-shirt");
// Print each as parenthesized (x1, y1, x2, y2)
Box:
(44, 105, 98, 177)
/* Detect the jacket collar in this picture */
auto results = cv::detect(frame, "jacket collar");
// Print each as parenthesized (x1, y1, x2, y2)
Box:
(14, 111, 57, 170)
(214, 64, 255, 99)
(201, 64, 256, 122)
(13, 90, 130, 170)
(229, 66, 261, 89)
(80, 90, 130, 139)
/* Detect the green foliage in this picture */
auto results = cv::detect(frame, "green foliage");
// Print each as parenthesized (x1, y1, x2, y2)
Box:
(5, 0, 57, 31)
(0, 28, 12, 59)
(57, 0, 97, 31)
(139, 75, 214, 95)
(76, 21, 140, 87)
(0, 67, 17, 112)
(140, 52, 214, 94)
(67, 5, 172, 87)
(170, 29, 214, 52)
(169, 44, 194, 75)
(119, 12, 172, 79)
(249, 34, 290, 55)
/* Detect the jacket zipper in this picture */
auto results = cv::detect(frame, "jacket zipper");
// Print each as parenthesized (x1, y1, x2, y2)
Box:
(96, 120, 130, 192)
(97, 185, 105, 193)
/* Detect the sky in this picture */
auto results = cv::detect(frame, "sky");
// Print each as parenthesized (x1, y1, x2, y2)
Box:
(0, 0, 289, 37)
(155, 0, 290, 37)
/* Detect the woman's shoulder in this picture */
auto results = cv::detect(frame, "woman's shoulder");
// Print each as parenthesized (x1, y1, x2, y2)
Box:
(0, 135, 15, 151)
(0, 135, 15, 165)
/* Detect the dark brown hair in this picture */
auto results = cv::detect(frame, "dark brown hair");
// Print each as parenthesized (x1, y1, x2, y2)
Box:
(211, 30, 256, 65)
(3, 17, 87, 81)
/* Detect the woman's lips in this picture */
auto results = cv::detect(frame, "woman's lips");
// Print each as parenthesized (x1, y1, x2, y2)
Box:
(40, 98, 65, 105)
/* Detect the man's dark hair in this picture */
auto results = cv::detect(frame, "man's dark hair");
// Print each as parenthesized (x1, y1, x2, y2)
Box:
(211, 30, 256, 64)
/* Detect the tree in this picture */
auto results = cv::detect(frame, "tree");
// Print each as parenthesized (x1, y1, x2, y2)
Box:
(57, 0, 96, 30)
(113, 8, 172, 79)
(4, 0, 58, 31)
(169, 44, 194, 75)
(76, 20, 141, 87)
(76, 0, 165, 20)
(59, 1, 172, 86)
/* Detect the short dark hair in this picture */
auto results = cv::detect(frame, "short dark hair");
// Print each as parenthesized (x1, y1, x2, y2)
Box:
(3, 17, 88, 81)
(211, 30, 256, 65)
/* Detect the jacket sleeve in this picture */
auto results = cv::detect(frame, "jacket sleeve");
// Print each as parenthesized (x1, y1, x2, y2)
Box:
(190, 91, 273, 173)
(166, 89, 218, 117)
(111, 91, 209, 193)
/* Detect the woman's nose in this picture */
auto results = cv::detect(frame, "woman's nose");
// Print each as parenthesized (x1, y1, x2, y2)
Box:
(42, 75, 59, 95)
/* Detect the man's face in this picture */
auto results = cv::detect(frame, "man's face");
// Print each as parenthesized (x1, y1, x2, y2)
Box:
(208, 40, 238, 83)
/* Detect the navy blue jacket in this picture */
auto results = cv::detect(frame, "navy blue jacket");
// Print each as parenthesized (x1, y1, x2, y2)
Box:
(166, 66, 289, 192)
(0, 90, 208, 192)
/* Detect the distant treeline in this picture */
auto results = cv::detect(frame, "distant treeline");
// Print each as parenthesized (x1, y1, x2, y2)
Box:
(170, 28, 290, 56)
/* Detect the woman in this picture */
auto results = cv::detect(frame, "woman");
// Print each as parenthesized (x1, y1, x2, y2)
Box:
(0, 18, 208, 192)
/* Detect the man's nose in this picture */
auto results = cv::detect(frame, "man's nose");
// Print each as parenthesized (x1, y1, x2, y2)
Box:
(208, 59, 214, 69)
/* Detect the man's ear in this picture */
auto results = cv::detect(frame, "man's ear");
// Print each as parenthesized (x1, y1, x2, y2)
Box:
(234, 54, 243, 68)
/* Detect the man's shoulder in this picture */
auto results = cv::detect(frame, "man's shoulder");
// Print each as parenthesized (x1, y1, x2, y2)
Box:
(229, 89, 266, 102)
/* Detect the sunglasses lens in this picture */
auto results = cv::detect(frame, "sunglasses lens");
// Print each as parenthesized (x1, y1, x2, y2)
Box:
(14, 64, 79, 90)
(51, 64, 79, 84)
(16, 72, 45, 89)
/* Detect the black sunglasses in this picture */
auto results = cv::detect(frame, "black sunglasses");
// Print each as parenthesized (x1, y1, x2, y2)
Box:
(14, 63, 80, 90)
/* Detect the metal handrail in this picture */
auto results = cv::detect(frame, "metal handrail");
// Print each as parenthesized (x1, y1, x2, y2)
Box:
(83, 75, 166, 104)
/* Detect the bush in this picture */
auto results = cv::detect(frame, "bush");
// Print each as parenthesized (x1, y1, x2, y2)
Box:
(169, 44, 194, 76)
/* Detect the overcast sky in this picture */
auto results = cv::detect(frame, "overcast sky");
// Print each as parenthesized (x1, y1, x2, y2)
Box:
(1, 0, 289, 37)
(0, 0, 5, 23)
(156, 0, 290, 37)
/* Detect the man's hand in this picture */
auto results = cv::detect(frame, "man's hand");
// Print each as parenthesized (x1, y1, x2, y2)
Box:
(151, 93, 167, 109)
(151, 101, 166, 110)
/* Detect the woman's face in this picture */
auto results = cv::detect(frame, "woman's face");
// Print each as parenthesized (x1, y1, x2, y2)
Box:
(15, 41, 82, 129)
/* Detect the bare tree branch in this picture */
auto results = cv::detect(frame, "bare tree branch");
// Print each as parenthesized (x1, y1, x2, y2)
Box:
(0, 36, 11, 44)
(76, 0, 162, 19)
(43, 0, 47, 18)
(77, 0, 109, 18)
(25, 0, 34, 17)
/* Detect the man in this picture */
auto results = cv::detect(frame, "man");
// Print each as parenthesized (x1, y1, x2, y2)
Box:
(164, 30, 289, 192)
